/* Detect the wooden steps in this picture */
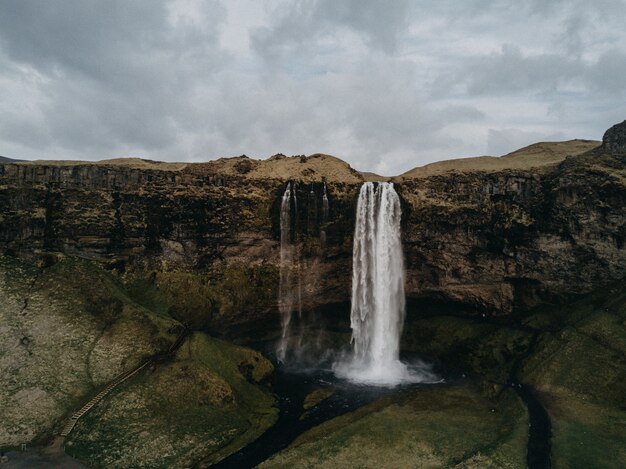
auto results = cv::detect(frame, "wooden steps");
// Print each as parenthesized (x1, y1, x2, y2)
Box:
(59, 360, 150, 437)
(58, 329, 188, 439)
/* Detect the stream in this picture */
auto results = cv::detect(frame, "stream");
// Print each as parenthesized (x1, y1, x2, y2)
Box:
(210, 358, 442, 469)
(214, 315, 553, 469)
(511, 382, 552, 469)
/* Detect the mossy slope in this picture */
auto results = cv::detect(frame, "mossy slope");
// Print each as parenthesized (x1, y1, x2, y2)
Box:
(0, 255, 180, 448)
(68, 333, 277, 469)
(521, 285, 626, 469)
(262, 385, 527, 468)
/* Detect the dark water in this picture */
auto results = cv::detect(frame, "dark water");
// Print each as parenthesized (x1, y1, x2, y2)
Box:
(509, 381, 552, 469)
(215, 320, 553, 469)
(209, 356, 441, 469)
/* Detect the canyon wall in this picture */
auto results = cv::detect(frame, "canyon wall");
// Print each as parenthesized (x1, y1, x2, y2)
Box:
(1, 122, 626, 329)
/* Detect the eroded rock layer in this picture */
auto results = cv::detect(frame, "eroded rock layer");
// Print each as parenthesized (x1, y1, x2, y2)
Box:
(1, 128, 625, 328)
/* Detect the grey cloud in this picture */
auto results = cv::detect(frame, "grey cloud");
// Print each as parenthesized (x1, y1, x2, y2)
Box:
(0, 0, 227, 157)
(443, 44, 626, 100)
(0, 0, 624, 174)
(587, 49, 626, 94)
(251, 0, 411, 60)
(204, 57, 485, 173)
(0, 1, 226, 84)
(447, 45, 582, 96)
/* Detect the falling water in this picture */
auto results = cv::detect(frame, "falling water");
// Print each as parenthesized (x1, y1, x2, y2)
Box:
(320, 183, 329, 245)
(335, 182, 434, 385)
(277, 183, 295, 362)
(307, 184, 318, 236)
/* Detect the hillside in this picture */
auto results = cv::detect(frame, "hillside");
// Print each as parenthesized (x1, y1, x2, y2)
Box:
(6, 139, 601, 182)
(0, 155, 23, 163)
(397, 139, 600, 179)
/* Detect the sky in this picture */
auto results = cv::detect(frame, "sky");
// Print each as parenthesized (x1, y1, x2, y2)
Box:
(0, 0, 625, 175)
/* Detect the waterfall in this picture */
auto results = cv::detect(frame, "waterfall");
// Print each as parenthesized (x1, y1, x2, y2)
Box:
(277, 183, 297, 362)
(351, 181, 405, 373)
(335, 181, 429, 385)
(320, 183, 329, 245)
(307, 184, 318, 236)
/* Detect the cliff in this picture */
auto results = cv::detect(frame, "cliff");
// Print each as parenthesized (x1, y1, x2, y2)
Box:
(1, 123, 625, 330)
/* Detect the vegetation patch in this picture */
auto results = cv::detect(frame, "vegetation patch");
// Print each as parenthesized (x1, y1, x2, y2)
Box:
(68, 333, 278, 469)
(520, 284, 626, 468)
(0, 255, 179, 449)
(262, 384, 527, 468)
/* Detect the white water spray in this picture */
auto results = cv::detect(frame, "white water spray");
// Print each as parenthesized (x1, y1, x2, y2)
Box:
(335, 182, 434, 385)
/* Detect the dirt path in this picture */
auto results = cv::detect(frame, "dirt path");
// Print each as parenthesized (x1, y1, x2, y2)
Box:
(2, 438, 88, 468)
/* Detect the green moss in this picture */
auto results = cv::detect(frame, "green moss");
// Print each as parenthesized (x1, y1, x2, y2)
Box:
(402, 315, 533, 386)
(125, 263, 279, 329)
(0, 255, 181, 448)
(520, 283, 626, 469)
(303, 387, 335, 411)
(263, 385, 527, 468)
(69, 333, 277, 469)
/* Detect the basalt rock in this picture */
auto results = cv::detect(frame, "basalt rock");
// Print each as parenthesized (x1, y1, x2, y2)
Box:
(600, 119, 626, 154)
(1, 128, 625, 330)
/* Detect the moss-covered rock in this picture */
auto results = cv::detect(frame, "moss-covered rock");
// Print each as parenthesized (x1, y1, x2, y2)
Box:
(402, 314, 533, 387)
(303, 387, 336, 411)
(1, 134, 624, 322)
(68, 333, 278, 469)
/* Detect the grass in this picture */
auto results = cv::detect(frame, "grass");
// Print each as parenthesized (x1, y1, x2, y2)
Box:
(262, 384, 527, 468)
(520, 283, 626, 468)
(0, 255, 181, 449)
(69, 332, 278, 469)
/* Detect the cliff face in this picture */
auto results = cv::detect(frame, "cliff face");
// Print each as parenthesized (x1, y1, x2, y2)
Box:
(401, 152, 626, 313)
(1, 126, 625, 329)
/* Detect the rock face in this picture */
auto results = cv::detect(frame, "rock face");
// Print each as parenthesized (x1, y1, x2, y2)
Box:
(600, 120, 626, 154)
(0, 132, 625, 329)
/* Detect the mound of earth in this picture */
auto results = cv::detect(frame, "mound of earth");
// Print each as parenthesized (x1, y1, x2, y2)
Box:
(397, 139, 599, 179)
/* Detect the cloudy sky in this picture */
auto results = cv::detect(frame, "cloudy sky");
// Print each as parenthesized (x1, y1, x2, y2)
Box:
(0, 0, 625, 175)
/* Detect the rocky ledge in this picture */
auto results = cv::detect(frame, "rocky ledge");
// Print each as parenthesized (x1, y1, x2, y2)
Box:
(0, 123, 625, 331)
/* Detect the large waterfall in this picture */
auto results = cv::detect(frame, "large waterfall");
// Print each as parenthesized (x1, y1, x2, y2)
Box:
(351, 181, 405, 364)
(336, 181, 428, 385)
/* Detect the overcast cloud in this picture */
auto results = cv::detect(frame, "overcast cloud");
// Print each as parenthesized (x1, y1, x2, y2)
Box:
(0, 0, 624, 175)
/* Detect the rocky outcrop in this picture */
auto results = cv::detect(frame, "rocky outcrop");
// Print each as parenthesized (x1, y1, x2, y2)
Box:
(1, 130, 625, 328)
(600, 120, 626, 154)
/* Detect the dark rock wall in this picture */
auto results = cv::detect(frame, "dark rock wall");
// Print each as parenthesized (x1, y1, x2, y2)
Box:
(401, 155, 626, 314)
(1, 146, 625, 327)
(601, 120, 626, 154)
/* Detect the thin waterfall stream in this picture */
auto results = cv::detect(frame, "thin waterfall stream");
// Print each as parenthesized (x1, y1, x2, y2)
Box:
(277, 182, 301, 362)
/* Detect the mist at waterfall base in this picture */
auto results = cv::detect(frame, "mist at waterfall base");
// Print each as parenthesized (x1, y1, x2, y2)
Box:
(276, 181, 439, 388)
